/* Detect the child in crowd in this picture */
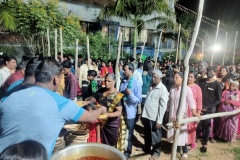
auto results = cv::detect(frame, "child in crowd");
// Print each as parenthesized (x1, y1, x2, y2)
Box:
(87, 70, 98, 97)
(108, 60, 113, 73)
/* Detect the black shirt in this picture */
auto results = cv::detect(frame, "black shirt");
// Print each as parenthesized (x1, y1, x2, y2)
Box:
(199, 80, 222, 113)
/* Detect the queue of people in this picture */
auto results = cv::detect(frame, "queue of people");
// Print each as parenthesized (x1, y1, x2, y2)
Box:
(0, 54, 240, 160)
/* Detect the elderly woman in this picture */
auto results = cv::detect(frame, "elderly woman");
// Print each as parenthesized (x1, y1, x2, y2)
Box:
(216, 81, 240, 142)
(87, 73, 124, 147)
(167, 72, 200, 159)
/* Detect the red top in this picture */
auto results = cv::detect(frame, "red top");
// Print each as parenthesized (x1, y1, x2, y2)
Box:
(2, 71, 24, 92)
(108, 66, 113, 73)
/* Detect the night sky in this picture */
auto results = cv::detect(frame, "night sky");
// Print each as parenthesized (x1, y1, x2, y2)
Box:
(177, 0, 240, 30)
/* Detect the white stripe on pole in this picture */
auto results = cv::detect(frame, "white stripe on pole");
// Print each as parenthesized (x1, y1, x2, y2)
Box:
(75, 39, 79, 76)
(154, 32, 162, 70)
(60, 27, 63, 62)
(175, 24, 181, 64)
(232, 31, 238, 64)
(222, 32, 228, 65)
(115, 32, 123, 91)
(55, 29, 58, 60)
(47, 28, 50, 57)
(87, 36, 90, 69)
(210, 20, 220, 66)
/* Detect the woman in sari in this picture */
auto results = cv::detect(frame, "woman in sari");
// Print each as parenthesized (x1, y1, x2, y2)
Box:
(216, 81, 240, 142)
(88, 73, 124, 148)
(187, 71, 202, 149)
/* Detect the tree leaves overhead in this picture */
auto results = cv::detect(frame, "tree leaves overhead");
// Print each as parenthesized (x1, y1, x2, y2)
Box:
(0, 11, 16, 31)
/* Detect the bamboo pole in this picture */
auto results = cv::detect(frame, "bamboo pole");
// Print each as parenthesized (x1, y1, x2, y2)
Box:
(222, 32, 228, 65)
(75, 39, 79, 76)
(175, 24, 181, 64)
(167, 109, 240, 128)
(140, 34, 147, 61)
(60, 27, 63, 62)
(210, 20, 220, 66)
(87, 36, 90, 69)
(55, 29, 58, 60)
(232, 31, 238, 64)
(42, 36, 44, 54)
(179, 37, 182, 61)
(47, 28, 50, 57)
(154, 32, 162, 69)
(170, 0, 204, 160)
(115, 32, 123, 90)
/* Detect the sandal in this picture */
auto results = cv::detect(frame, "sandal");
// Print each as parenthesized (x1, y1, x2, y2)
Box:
(149, 154, 159, 160)
(181, 153, 188, 159)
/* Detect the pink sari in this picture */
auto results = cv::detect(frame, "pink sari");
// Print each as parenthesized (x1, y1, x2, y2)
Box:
(217, 90, 240, 142)
(187, 84, 202, 146)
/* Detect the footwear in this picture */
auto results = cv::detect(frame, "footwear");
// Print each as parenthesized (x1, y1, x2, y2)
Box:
(209, 138, 216, 143)
(182, 153, 188, 159)
(191, 144, 196, 150)
(200, 146, 207, 153)
(149, 154, 159, 160)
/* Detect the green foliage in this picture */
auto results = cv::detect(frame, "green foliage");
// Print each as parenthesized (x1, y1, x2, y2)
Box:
(79, 32, 118, 62)
(0, 46, 15, 56)
(0, 0, 83, 56)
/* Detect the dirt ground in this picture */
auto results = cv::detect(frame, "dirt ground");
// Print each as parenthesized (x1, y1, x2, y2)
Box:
(129, 120, 240, 160)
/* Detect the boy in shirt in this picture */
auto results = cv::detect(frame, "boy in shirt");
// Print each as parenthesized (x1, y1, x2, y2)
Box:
(87, 70, 98, 97)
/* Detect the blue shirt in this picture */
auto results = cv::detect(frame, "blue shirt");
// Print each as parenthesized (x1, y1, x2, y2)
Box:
(0, 86, 85, 158)
(119, 76, 142, 119)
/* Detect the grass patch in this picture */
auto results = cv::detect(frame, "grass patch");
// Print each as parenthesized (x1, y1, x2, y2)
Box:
(233, 147, 240, 160)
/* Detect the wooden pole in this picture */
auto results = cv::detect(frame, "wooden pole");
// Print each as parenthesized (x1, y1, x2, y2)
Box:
(210, 20, 220, 66)
(140, 34, 147, 61)
(60, 27, 63, 62)
(232, 31, 238, 64)
(175, 24, 181, 64)
(115, 32, 123, 90)
(179, 37, 182, 61)
(75, 39, 79, 76)
(87, 36, 90, 69)
(42, 36, 44, 55)
(222, 32, 228, 65)
(55, 29, 58, 61)
(170, 0, 204, 160)
(202, 41, 204, 61)
(154, 32, 162, 70)
(167, 109, 240, 128)
(47, 28, 50, 57)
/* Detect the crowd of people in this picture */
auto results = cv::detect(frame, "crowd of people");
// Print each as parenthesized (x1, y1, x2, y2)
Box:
(0, 53, 240, 160)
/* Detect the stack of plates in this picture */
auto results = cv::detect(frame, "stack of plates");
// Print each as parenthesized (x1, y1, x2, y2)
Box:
(64, 124, 89, 146)
(53, 137, 65, 153)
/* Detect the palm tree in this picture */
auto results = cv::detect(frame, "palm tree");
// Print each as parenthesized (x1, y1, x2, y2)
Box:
(0, 1, 17, 32)
(99, 0, 174, 58)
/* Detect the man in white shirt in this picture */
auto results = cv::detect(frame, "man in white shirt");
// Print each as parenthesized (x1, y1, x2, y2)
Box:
(142, 70, 168, 160)
(0, 56, 17, 86)
(78, 58, 98, 100)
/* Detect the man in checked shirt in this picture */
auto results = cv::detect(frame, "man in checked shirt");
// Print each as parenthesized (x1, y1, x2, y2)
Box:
(62, 60, 78, 101)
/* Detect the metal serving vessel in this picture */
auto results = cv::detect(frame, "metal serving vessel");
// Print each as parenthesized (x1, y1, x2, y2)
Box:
(51, 143, 126, 160)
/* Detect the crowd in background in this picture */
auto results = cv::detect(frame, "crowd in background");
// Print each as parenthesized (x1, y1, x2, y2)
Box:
(0, 53, 240, 160)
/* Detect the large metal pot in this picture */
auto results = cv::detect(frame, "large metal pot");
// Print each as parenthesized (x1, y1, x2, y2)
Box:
(51, 143, 126, 160)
